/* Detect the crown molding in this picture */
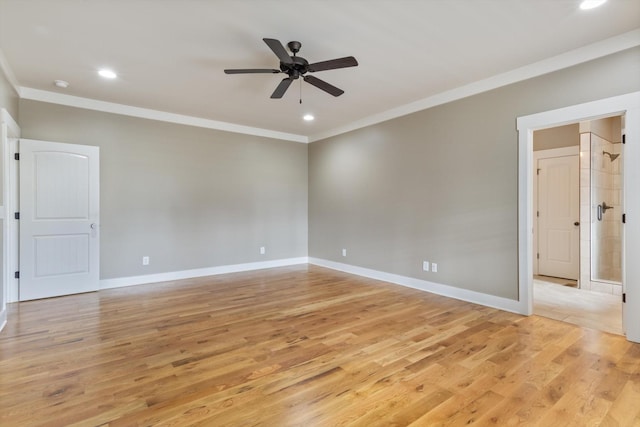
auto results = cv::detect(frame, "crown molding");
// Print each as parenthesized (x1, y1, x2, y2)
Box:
(12, 29, 640, 144)
(308, 28, 640, 142)
(19, 87, 309, 143)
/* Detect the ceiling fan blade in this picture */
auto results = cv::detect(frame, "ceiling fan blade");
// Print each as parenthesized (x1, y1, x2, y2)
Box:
(303, 75, 344, 97)
(263, 38, 293, 65)
(308, 56, 358, 72)
(224, 69, 281, 74)
(271, 77, 294, 99)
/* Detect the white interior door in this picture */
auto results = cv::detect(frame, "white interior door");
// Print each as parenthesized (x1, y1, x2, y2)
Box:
(19, 139, 100, 301)
(538, 155, 579, 280)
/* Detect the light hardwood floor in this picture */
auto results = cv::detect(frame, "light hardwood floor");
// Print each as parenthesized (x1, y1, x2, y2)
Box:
(1, 265, 639, 426)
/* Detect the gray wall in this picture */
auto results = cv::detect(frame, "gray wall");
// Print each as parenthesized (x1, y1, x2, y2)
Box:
(309, 47, 640, 300)
(19, 100, 308, 280)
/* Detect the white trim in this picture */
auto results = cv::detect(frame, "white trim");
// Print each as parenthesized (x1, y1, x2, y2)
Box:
(0, 312, 6, 334)
(309, 29, 640, 142)
(309, 258, 523, 314)
(517, 91, 640, 343)
(100, 257, 309, 289)
(0, 49, 21, 97)
(534, 146, 580, 159)
(0, 109, 20, 138)
(1, 109, 20, 331)
(19, 88, 309, 144)
(5, 138, 18, 303)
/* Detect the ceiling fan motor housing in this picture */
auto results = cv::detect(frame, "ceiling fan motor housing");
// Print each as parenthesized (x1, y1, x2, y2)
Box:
(281, 56, 309, 79)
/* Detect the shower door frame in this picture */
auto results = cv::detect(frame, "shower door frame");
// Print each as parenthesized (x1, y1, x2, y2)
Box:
(589, 128, 624, 285)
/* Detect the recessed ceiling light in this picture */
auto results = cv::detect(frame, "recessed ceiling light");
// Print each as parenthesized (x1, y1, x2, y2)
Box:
(580, 0, 607, 10)
(98, 69, 117, 79)
(54, 79, 69, 88)
(303, 114, 315, 121)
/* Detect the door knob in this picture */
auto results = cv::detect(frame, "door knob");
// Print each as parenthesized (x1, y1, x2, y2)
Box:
(90, 223, 97, 230)
(574, 221, 580, 226)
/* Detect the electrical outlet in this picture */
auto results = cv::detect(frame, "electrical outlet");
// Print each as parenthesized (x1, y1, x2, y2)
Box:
(260, 246, 266, 255)
(142, 256, 149, 266)
(422, 261, 430, 272)
(432, 263, 438, 273)
(342, 248, 347, 257)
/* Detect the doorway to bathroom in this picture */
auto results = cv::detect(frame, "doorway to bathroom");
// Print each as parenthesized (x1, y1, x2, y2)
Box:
(532, 115, 624, 335)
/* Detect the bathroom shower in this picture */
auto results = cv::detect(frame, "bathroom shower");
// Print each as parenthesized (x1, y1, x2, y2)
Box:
(603, 150, 620, 161)
(591, 125, 623, 285)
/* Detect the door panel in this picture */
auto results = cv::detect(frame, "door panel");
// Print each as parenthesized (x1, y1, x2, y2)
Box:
(35, 151, 90, 219)
(538, 155, 579, 280)
(19, 139, 99, 301)
(34, 234, 89, 277)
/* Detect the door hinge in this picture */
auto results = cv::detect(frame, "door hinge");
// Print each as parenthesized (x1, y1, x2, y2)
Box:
(537, 168, 540, 175)
(622, 213, 626, 224)
(537, 253, 540, 260)
(14, 271, 19, 279)
(537, 211, 539, 218)
(14, 212, 19, 220)
(622, 293, 626, 303)
(622, 134, 626, 144)
(14, 153, 19, 160)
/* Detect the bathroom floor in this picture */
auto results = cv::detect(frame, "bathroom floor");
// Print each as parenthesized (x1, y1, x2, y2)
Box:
(533, 276, 623, 335)
(534, 274, 578, 288)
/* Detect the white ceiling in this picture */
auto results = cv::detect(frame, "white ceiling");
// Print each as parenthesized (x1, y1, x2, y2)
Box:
(1, 0, 639, 141)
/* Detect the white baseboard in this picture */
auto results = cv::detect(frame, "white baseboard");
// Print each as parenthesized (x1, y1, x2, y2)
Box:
(16, 255, 523, 317)
(309, 257, 525, 315)
(100, 257, 309, 290)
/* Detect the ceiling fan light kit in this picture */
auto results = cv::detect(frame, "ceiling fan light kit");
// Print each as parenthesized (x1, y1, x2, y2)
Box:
(224, 38, 358, 99)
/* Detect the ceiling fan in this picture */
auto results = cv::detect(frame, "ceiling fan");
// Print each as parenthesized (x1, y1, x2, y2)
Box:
(224, 38, 358, 99)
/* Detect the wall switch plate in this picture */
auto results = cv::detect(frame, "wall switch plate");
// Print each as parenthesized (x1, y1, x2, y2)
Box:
(422, 261, 430, 272)
(432, 263, 438, 273)
(342, 248, 347, 257)
(260, 246, 265, 255)
(142, 256, 149, 266)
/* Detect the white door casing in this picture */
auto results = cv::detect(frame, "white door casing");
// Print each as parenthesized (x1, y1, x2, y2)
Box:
(1, 108, 20, 331)
(538, 155, 580, 280)
(7, 138, 19, 302)
(19, 139, 99, 301)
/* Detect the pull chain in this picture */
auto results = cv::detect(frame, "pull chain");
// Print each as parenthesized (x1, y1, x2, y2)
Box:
(299, 79, 302, 104)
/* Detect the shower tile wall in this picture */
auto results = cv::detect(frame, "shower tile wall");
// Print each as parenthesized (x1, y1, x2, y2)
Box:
(579, 127, 622, 295)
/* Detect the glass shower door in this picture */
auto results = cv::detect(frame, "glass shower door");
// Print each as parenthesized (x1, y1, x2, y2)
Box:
(590, 131, 622, 284)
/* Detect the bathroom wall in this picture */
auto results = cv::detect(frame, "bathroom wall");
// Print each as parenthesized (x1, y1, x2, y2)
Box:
(533, 124, 579, 151)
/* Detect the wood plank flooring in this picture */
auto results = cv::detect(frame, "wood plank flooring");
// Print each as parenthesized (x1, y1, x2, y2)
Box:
(1, 265, 639, 426)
